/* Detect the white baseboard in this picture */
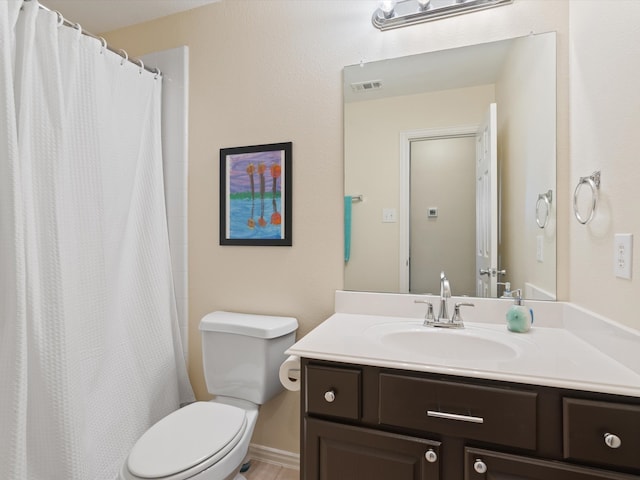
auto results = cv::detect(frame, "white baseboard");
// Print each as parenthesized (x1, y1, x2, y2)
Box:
(248, 443, 300, 470)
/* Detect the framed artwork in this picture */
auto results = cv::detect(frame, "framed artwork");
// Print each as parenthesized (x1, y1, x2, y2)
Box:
(219, 142, 292, 246)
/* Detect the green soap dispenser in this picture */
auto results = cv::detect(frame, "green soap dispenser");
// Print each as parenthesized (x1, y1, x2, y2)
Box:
(505, 288, 534, 333)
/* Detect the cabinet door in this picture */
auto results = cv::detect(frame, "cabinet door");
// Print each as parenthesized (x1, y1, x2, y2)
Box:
(465, 447, 640, 480)
(304, 417, 441, 480)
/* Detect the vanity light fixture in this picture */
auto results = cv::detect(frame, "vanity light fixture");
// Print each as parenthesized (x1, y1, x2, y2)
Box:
(372, 0, 513, 31)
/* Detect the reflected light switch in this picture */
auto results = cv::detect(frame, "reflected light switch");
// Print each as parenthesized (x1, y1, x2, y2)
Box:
(382, 208, 397, 223)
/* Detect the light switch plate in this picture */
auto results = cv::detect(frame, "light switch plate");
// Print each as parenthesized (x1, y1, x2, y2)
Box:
(614, 233, 633, 279)
(382, 208, 397, 223)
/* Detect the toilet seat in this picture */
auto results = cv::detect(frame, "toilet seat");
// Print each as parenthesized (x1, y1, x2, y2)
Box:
(125, 402, 247, 480)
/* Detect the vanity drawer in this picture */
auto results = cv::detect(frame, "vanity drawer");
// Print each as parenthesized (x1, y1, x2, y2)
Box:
(465, 447, 640, 480)
(379, 374, 537, 450)
(563, 398, 640, 471)
(306, 365, 361, 420)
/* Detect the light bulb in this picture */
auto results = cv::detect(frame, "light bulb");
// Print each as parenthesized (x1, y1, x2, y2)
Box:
(379, 0, 396, 18)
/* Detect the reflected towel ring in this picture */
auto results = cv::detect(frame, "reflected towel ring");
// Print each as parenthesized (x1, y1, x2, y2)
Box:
(536, 189, 553, 229)
(573, 171, 600, 225)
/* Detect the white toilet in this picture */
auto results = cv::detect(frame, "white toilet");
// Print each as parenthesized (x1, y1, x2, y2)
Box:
(119, 311, 298, 480)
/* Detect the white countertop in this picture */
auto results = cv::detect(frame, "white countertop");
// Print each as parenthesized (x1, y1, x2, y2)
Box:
(287, 291, 640, 398)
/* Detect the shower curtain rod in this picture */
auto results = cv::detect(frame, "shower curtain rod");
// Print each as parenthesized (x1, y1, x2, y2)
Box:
(27, 0, 160, 77)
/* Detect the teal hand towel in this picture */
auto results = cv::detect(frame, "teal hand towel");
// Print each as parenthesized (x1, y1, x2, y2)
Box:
(344, 196, 352, 262)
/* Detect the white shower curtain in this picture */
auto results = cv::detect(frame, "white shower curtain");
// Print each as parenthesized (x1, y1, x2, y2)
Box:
(0, 2, 194, 479)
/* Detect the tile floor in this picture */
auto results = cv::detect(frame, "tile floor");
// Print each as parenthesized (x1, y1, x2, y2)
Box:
(243, 460, 299, 480)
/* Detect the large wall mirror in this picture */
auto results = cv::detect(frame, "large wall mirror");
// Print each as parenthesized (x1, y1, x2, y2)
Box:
(344, 32, 557, 300)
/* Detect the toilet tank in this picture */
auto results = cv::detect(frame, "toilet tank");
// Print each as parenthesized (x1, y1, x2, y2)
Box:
(199, 311, 298, 405)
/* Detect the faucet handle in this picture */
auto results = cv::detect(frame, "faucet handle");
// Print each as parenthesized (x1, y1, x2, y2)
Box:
(414, 300, 435, 324)
(451, 302, 475, 325)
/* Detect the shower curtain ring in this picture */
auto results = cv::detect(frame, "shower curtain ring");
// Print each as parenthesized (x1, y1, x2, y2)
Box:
(73, 23, 82, 34)
(119, 49, 128, 66)
(98, 37, 107, 55)
(153, 67, 162, 80)
(54, 10, 64, 26)
(134, 59, 144, 74)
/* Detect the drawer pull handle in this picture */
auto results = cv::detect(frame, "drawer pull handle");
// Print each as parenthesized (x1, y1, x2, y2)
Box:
(604, 433, 622, 449)
(424, 449, 438, 463)
(324, 390, 336, 403)
(427, 410, 484, 424)
(474, 459, 488, 474)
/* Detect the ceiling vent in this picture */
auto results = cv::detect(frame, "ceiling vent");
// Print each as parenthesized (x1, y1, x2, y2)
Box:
(350, 80, 383, 93)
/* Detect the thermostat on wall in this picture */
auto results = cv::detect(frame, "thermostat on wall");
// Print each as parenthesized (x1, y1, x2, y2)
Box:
(428, 207, 438, 218)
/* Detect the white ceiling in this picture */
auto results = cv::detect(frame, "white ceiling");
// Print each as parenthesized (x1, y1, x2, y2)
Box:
(40, 0, 221, 34)
(343, 37, 513, 103)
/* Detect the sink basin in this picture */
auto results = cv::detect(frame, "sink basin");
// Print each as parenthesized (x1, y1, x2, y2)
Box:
(364, 322, 522, 361)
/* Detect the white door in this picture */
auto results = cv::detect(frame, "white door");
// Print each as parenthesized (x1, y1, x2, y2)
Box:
(475, 103, 499, 298)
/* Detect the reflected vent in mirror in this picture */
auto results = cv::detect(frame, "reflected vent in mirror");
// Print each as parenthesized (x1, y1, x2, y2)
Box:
(351, 80, 383, 93)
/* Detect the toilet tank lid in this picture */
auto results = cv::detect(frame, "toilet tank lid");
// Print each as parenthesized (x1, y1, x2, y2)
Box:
(199, 311, 298, 339)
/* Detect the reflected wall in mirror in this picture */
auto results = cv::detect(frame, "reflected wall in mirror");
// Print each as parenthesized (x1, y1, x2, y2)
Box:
(344, 32, 557, 300)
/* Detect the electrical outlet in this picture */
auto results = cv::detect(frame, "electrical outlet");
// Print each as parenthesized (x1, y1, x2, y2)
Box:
(536, 235, 544, 263)
(614, 233, 633, 279)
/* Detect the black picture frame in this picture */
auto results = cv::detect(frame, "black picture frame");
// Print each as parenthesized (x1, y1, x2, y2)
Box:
(219, 142, 292, 246)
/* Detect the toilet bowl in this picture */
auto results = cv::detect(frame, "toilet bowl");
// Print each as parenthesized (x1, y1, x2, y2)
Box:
(119, 312, 298, 480)
(119, 401, 258, 480)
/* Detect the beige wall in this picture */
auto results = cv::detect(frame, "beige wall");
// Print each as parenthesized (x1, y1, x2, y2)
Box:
(344, 85, 495, 293)
(569, 1, 640, 327)
(497, 33, 557, 298)
(104, 0, 570, 454)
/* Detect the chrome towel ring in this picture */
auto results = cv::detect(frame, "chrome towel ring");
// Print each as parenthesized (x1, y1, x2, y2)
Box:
(573, 171, 600, 225)
(536, 189, 553, 229)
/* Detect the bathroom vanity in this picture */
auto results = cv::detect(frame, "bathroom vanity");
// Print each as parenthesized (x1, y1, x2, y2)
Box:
(288, 292, 640, 480)
(302, 359, 640, 480)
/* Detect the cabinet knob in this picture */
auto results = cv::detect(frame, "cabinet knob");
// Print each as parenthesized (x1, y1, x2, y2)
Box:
(424, 449, 437, 463)
(324, 390, 336, 403)
(474, 459, 487, 474)
(604, 433, 622, 449)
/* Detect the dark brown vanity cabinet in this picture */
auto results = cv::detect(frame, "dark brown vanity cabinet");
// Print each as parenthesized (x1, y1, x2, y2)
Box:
(301, 359, 640, 480)
(305, 418, 441, 480)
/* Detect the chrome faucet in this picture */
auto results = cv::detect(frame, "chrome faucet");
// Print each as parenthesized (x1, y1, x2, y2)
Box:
(437, 271, 451, 322)
(415, 272, 474, 328)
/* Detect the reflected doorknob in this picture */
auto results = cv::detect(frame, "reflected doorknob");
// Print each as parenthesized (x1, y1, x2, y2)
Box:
(479, 267, 506, 277)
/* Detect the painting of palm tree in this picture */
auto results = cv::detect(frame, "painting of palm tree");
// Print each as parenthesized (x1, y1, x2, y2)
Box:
(220, 142, 292, 246)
